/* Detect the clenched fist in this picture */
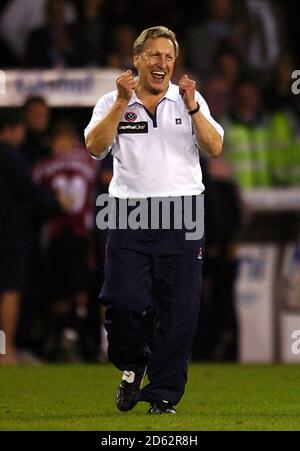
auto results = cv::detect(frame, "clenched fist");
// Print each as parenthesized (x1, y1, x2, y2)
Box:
(179, 74, 197, 111)
(116, 70, 136, 103)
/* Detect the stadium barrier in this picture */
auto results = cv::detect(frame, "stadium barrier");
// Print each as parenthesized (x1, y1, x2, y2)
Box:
(0, 68, 122, 107)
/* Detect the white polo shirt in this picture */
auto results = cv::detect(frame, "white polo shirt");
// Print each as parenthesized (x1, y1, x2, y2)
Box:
(84, 82, 224, 199)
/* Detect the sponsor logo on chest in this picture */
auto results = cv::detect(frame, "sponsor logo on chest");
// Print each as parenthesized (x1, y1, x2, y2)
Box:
(118, 121, 148, 134)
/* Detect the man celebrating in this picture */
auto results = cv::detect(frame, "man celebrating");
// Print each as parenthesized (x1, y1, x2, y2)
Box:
(85, 26, 223, 414)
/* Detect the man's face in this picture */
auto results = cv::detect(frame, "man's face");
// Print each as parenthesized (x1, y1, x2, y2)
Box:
(133, 37, 176, 94)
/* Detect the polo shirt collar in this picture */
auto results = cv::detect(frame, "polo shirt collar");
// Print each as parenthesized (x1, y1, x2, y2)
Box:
(128, 82, 179, 106)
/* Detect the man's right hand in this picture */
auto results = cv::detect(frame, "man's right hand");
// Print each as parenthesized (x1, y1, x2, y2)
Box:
(86, 70, 136, 156)
(116, 70, 136, 103)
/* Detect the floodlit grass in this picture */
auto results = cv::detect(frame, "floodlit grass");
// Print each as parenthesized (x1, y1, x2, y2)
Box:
(0, 363, 299, 431)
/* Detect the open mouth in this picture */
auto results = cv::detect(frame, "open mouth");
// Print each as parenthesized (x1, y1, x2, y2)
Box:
(150, 71, 166, 82)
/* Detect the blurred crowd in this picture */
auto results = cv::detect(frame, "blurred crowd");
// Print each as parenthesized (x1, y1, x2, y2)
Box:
(1, 0, 300, 365)
(1, 0, 300, 188)
(0, 97, 113, 365)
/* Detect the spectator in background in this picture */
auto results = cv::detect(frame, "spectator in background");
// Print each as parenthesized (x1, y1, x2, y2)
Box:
(264, 53, 300, 118)
(26, 0, 78, 68)
(101, 0, 181, 36)
(203, 48, 241, 120)
(185, 0, 243, 80)
(32, 121, 98, 361)
(132, 0, 180, 31)
(101, 0, 134, 27)
(193, 157, 243, 361)
(106, 24, 136, 70)
(241, 0, 283, 86)
(93, 153, 113, 363)
(0, 0, 76, 65)
(0, 33, 18, 67)
(71, 0, 105, 67)
(285, 0, 300, 67)
(171, 45, 201, 88)
(0, 114, 26, 365)
(16, 96, 51, 360)
(221, 78, 271, 189)
(264, 54, 300, 186)
(0, 113, 64, 365)
(21, 96, 51, 167)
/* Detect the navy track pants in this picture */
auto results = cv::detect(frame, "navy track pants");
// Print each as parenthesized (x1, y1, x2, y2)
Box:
(100, 202, 204, 405)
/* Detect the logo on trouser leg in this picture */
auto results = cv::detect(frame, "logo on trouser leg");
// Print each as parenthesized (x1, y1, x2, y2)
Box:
(197, 247, 203, 260)
(0, 330, 6, 354)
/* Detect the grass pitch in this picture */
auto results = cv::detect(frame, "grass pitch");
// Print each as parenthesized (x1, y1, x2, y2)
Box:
(0, 363, 299, 431)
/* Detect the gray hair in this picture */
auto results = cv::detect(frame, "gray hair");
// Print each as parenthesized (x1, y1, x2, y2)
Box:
(133, 26, 179, 58)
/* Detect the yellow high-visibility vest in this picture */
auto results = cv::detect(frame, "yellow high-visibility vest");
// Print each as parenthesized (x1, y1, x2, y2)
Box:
(222, 118, 271, 189)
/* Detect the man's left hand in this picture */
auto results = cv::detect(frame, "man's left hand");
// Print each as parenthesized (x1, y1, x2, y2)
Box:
(179, 74, 197, 111)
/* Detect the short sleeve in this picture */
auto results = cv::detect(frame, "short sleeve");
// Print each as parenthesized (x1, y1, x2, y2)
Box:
(196, 91, 224, 142)
(84, 91, 117, 160)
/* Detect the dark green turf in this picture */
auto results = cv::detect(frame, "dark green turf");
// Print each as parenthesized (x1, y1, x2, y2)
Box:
(0, 363, 299, 430)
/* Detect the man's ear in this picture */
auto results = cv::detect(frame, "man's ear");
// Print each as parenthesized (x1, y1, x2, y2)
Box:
(133, 54, 140, 69)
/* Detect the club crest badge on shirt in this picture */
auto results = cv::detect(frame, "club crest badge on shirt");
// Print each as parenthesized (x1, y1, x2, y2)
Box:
(125, 112, 137, 122)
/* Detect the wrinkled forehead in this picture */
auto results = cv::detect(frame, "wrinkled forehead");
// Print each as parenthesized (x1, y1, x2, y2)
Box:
(142, 37, 176, 55)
